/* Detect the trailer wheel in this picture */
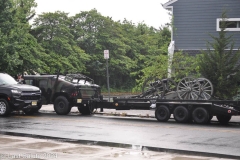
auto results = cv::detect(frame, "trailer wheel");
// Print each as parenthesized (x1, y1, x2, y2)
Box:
(54, 96, 71, 115)
(155, 105, 171, 122)
(192, 107, 209, 124)
(173, 106, 189, 123)
(216, 115, 232, 125)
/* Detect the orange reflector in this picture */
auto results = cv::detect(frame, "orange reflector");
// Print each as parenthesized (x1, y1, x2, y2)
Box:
(7, 97, 10, 101)
(228, 110, 231, 113)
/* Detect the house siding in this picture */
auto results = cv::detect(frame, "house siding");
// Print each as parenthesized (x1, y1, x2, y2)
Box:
(171, 0, 240, 50)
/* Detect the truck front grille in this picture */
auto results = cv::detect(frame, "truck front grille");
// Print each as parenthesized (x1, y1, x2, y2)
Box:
(20, 91, 41, 100)
(20, 95, 41, 100)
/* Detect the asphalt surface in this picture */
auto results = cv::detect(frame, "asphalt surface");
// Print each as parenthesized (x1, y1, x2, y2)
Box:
(1, 104, 240, 160)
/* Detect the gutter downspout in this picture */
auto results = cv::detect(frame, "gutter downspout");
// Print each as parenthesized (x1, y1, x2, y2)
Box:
(165, 6, 174, 78)
(168, 41, 175, 78)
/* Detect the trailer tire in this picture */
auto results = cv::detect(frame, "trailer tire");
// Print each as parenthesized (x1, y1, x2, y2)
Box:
(192, 107, 209, 124)
(54, 96, 71, 115)
(173, 106, 189, 123)
(216, 115, 232, 125)
(155, 105, 171, 122)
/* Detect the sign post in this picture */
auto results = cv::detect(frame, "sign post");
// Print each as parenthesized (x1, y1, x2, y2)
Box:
(104, 50, 110, 102)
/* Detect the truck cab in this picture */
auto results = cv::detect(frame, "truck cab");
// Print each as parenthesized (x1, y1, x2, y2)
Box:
(24, 73, 102, 115)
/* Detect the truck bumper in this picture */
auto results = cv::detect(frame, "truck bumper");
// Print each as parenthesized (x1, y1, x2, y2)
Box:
(9, 97, 42, 110)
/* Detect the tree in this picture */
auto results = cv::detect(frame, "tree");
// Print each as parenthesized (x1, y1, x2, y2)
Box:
(198, 11, 240, 99)
(32, 11, 90, 74)
(0, 0, 21, 74)
(0, 0, 48, 75)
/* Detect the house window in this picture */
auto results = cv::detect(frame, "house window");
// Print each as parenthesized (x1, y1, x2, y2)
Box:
(216, 18, 240, 31)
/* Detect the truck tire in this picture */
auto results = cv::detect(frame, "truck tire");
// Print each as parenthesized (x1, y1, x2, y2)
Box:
(216, 115, 232, 125)
(208, 114, 213, 123)
(35, 103, 42, 112)
(23, 109, 35, 115)
(173, 106, 189, 123)
(78, 104, 93, 115)
(192, 107, 209, 124)
(0, 98, 10, 116)
(54, 96, 71, 115)
(23, 103, 42, 115)
(155, 105, 171, 122)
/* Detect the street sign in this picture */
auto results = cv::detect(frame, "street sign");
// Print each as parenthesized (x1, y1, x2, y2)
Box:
(104, 50, 109, 59)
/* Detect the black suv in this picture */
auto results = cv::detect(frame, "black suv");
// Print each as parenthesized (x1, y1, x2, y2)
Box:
(24, 73, 102, 115)
(0, 73, 42, 116)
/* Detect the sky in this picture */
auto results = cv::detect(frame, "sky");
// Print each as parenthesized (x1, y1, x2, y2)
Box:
(34, 0, 171, 29)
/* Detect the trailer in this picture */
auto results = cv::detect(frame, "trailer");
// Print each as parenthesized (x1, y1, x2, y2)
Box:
(94, 77, 240, 125)
(95, 98, 240, 124)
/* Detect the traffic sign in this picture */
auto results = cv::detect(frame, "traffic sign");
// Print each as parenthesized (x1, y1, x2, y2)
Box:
(104, 50, 109, 59)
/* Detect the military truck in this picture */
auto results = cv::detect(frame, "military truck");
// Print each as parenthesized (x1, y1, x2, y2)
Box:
(0, 73, 42, 116)
(23, 73, 102, 115)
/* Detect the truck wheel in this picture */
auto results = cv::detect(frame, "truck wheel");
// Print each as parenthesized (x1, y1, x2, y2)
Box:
(36, 103, 42, 112)
(78, 104, 93, 115)
(208, 114, 213, 123)
(23, 109, 35, 115)
(216, 115, 232, 125)
(54, 96, 71, 115)
(0, 99, 10, 116)
(173, 106, 189, 123)
(32, 102, 42, 113)
(192, 107, 209, 124)
(155, 105, 171, 122)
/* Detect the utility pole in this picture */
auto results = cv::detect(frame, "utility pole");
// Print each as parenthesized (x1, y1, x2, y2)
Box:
(104, 50, 110, 102)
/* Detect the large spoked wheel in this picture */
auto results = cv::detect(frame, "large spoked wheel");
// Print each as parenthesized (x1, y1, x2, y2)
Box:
(216, 115, 232, 125)
(155, 105, 171, 122)
(54, 96, 71, 115)
(177, 77, 200, 100)
(192, 107, 209, 124)
(173, 106, 189, 123)
(197, 78, 213, 100)
(142, 77, 164, 98)
(0, 99, 10, 116)
(142, 77, 163, 98)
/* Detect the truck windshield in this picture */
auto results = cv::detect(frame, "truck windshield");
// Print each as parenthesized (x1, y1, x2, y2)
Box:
(0, 73, 18, 85)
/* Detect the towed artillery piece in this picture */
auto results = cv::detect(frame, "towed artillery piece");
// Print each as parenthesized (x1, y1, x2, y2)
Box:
(133, 77, 213, 100)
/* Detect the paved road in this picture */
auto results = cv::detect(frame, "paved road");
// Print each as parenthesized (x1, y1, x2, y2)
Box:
(1, 107, 240, 159)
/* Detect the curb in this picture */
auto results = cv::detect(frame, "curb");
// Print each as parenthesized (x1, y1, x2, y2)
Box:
(39, 109, 156, 119)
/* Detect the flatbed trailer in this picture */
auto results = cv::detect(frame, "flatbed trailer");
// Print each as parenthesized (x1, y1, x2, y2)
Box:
(95, 97, 240, 124)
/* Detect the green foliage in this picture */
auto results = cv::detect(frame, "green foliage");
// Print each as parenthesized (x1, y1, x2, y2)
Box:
(32, 11, 90, 74)
(0, 0, 48, 76)
(171, 51, 201, 82)
(198, 11, 240, 99)
(0, 3, 172, 91)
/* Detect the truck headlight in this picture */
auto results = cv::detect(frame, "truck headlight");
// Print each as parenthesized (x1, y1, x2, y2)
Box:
(11, 90, 22, 97)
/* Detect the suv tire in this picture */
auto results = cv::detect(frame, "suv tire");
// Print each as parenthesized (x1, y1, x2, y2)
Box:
(0, 98, 10, 116)
(54, 96, 71, 115)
